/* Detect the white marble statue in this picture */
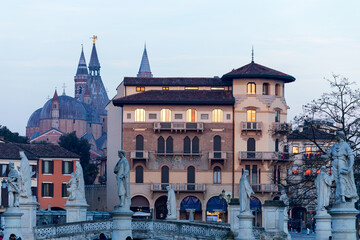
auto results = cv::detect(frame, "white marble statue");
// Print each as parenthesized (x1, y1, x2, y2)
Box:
(166, 185, 177, 220)
(8, 161, 20, 207)
(18, 151, 35, 200)
(315, 166, 334, 212)
(322, 131, 358, 203)
(279, 190, 289, 216)
(114, 150, 130, 208)
(239, 170, 254, 213)
(66, 161, 86, 203)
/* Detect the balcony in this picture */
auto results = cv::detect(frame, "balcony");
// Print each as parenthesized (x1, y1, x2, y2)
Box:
(208, 151, 227, 167)
(240, 122, 262, 135)
(130, 151, 149, 167)
(239, 151, 291, 164)
(251, 184, 280, 193)
(154, 122, 204, 133)
(151, 183, 206, 192)
(155, 151, 201, 157)
(271, 122, 291, 134)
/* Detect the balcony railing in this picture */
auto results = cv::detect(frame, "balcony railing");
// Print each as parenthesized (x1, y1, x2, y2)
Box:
(151, 183, 206, 192)
(241, 122, 262, 133)
(251, 184, 280, 193)
(272, 122, 291, 134)
(155, 151, 201, 156)
(209, 151, 227, 159)
(239, 151, 290, 162)
(130, 151, 149, 159)
(154, 122, 204, 132)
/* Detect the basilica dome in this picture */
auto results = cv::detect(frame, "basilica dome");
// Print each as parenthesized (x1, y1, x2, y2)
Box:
(27, 108, 42, 127)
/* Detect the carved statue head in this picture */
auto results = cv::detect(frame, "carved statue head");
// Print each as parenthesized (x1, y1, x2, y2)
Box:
(281, 189, 286, 195)
(320, 166, 326, 172)
(9, 161, 14, 170)
(166, 185, 170, 191)
(244, 169, 249, 177)
(336, 131, 346, 141)
(118, 150, 125, 158)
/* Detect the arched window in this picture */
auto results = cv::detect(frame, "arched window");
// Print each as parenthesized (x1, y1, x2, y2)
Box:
(135, 109, 146, 122)
(184, 137, 191, 154)
(166, 136, 173, 153)
(275, 110, 280, 122)
(214, 135, 221, 158)
(246, 109, 256, 122)
(212, 109, 223, 122)
(158, 137, 165, 153)
(135, 166, 144, 183)
(275, 84, 281, 96)
(247, 138, 256, 158)
(161, 166, 169, 190)
(262, 83, 269, 95)
(186, 109, 197, 122)
(187, 166, 195, 190)
(213, 166, 221, 184)
(275, 139, 279, 152)
(160, 109, 171, 122)
(136, 135, 144, 158)
(247, 82, 256, 94)
(192, 136, 199, 153)
(78, 86, 82, 94)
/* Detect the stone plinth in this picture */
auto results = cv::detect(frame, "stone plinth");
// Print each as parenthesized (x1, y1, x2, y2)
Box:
(229, 198, 240, 238)
(3, 207, 23, 240)
(314, 212, 331, 240)
(111, 207, 133, 240)
(65, 201, 89, 223)
(19, 197, 39, 240)
(237, 212, 255, 240)
(329, 202, 359, 240)
(262, 200, 289, 240)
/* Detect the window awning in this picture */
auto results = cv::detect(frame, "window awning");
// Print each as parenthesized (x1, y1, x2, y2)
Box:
(206, 196, 227, 212)
(180, 196, 202, 211)
(131, 196, 150, 208)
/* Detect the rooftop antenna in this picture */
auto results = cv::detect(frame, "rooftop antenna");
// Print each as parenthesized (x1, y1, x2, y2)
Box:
(251, 45, 254, 63)
(90, 35, 98, 44)
(62, 83, 67, 95)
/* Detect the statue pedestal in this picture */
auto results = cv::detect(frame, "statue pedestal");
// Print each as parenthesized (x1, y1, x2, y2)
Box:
(314, 212, 331, 240)
(262, 200, 289, 240)
(229, 199, 240, 238)
(3, 207, 23, 240)
(65, 201, 89, 223)
(329, 202, 359, 240)
(19, 197, 39, 240)
(111, 206, 133, 240)
(283, 215, 291, 240)
(236, 212, 255, 240)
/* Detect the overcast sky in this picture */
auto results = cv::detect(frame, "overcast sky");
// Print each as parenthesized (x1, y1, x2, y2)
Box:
(1, 0, 360, 135)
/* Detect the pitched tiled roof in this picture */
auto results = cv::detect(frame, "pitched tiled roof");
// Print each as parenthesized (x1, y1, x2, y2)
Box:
(288, 128, 336, 140)
(123, 77, 231, 87)
(17, 143, 79, 158)
(113, 90, 235, 106)
(222, 62, 295, 82)
(0, 143, 37, 160)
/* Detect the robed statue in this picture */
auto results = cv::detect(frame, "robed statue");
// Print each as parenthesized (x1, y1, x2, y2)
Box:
(279, 190, 289, 217)
(66, 161, 86, 203)
(18, 151, 35, 200)
(315, 166, 334, 211)
(114, 150, 130, 208)
(322, 131, 358, 203)
(8, 161, 20, 207)
(239, 170, 254, 213)
(166, 185, 177, 220)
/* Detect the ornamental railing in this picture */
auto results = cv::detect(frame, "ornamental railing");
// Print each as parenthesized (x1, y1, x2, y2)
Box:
(239, 151, 290, 161)
(154, 122, 204, 132)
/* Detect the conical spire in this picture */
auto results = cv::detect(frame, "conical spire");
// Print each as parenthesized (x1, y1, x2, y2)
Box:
(52, 89, 59, 102)
(89, 43, 101, 72)
(137, 44, 153, 78)
(76, 46, 88, 75)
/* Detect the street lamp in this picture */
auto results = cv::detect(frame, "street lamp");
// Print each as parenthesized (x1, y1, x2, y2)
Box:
(219, 189, 231, 222)
(1, 179, 7, 189)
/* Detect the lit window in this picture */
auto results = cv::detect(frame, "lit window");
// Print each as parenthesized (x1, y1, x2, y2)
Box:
(185, 87, 199, 90)
(292, 145, 299, 154)
(135, 109, 146, 122)
(305, 147, 312, 153)
(317, 170, 321, 174)
(292, 170, 299, 175)
(136, 86, 145, 92)
(246, 110, 256, 122)
(212, 109, 223, 122)
(275, 84, 281, 96)
(162, 86, 169, 90)
(262, 83, 269, 95)
(305, 170, 311, 176)
(160, 109, 171, 122)
(247, 82, 256, 94)
(186, 109, 197, 122)
(211, 87, 225, 90)
(275, 110, 280, 122)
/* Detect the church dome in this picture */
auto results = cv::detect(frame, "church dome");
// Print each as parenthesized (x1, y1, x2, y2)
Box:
(82, 102, 102, 124)
(27, 108, 42, 127)
(40, 95, 87, 121)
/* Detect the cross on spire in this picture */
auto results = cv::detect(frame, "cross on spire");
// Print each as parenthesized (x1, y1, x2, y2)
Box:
(62, 83, 67, 95)
(251, 46, 254, 63)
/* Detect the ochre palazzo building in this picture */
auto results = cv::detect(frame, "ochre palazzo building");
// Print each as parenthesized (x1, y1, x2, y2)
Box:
(107, 49, 295, 225)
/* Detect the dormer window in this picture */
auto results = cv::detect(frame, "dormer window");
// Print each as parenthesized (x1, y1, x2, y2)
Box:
(136, 86, 145, 92)
(247, 83, 256, 94)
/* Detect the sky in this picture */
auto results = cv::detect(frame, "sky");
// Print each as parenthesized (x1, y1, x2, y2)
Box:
(1, 0, 360, 135)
